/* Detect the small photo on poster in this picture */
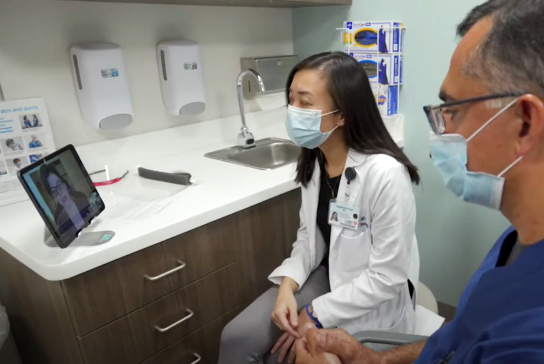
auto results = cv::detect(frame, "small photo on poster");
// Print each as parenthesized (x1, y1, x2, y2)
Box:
(25, 134, 46, 151)
(20, 113, 43, 130)
(0, 161, 8, 177)
(29, 153, 48, 164)
(1, 137, 25, 156)
(7, 156, 29, 174)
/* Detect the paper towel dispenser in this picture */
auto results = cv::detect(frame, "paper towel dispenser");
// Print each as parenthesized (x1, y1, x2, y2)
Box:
(240, 55, 298, 100)
(157, 40, 206, 116)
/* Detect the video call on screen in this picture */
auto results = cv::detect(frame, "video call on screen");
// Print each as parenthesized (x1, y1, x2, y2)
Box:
(23, 150, 103, 242)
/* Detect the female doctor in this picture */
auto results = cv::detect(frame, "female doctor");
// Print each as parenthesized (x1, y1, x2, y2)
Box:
(218, 52, 420, 364)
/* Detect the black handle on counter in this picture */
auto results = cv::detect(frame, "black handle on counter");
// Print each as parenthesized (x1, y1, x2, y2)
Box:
(138, 167, 192, 186)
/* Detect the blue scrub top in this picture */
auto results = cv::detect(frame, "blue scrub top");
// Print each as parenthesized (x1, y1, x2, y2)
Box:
(416, 227, 544, 364)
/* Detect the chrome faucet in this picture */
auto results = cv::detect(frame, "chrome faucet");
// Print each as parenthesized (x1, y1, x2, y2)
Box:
(237, 69, 266, 148)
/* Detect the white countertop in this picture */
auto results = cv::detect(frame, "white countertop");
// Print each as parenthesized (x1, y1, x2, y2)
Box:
(0, 107, 404, 281)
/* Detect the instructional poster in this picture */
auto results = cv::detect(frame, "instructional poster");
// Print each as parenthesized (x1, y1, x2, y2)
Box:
(0, 98, 56, 206)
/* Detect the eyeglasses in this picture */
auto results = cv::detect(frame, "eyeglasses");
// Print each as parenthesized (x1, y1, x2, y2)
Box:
(50, 180, 67, 197)
(423, 92, 524, 134)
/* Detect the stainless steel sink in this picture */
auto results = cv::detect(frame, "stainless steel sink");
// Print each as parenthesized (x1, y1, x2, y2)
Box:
(205, 138, 300, 170)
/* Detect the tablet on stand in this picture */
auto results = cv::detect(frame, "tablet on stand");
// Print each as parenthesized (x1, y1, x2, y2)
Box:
(18, 145, 114, 249)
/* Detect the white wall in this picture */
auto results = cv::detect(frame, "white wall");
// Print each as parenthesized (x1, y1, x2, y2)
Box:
(0, 0, 293, 147)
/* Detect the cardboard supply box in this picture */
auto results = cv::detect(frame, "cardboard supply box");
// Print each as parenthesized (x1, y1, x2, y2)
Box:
(370, 83, 399, 116)
(343, 21, 404, 54)
(349, 52, 403, 85)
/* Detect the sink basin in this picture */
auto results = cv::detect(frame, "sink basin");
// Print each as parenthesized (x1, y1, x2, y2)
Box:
(205, 138, 300, 170)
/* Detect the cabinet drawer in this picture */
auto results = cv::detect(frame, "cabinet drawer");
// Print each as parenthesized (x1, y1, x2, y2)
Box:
(79, 263, 239, 364)
(142, 308, 239, 364)
(162, 214, 237, 291)
(63, 244, 173, 336)
(63, 215, 236, 337)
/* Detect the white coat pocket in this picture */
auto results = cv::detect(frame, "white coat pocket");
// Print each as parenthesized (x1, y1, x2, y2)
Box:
(337, 231, 372, 272)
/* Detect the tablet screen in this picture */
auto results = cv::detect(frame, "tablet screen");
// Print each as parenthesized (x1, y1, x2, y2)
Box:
(18, 145, 105, 248)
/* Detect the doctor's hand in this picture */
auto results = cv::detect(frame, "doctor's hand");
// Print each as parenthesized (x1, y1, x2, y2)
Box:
(272, 278, 300, 338)
(302, 328, 383, 364)
(271, 310, 318, 363)
(271, 332, 298, 363)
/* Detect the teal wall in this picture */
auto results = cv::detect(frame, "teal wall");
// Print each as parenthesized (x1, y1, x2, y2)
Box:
(292, 0, 510, 306)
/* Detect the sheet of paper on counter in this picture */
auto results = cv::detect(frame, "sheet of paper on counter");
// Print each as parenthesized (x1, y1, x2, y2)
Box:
(100, 194, 173, 221)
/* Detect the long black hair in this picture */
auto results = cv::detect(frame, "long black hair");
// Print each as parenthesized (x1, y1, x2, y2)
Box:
(287, 52, 420, 187)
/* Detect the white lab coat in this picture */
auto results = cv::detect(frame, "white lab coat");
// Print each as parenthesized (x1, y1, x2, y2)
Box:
(269, 150, 420, 335)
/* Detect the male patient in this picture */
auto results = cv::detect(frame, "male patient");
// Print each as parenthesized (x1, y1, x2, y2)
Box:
(296, 0, 544, 363)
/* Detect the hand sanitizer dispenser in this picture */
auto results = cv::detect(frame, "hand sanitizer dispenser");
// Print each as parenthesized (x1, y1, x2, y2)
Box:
(70, 43, 133, 129)
(157, 40, 206, 116)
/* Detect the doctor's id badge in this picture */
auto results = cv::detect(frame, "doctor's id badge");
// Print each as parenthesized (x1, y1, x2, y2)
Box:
(328, 199, 361, 230)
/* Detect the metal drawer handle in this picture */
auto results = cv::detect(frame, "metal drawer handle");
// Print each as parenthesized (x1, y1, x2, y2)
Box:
(145, 260, 186, 281)
(155, 308, 194, 333)
(190, 353, 202, 364)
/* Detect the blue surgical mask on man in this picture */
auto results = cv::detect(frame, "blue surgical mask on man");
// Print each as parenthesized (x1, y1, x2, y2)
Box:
(429, 98, 523, 210)
(286, 105, 340, 149)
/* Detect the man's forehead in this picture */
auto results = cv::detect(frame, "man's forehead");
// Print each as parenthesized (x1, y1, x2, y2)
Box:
(441, 16, 495, 101)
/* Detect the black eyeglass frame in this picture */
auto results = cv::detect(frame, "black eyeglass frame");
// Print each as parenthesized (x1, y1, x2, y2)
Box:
(423, 92, 524, 134)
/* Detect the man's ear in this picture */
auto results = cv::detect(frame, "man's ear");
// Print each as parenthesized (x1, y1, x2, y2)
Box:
(516, 94, 544, 156)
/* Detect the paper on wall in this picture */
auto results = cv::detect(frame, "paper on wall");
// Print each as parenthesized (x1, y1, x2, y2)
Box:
(0, 98, 56, 206)
(254, 92, 286, 111)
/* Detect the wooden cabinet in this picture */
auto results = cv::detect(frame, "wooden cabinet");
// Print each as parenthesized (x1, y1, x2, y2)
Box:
(235, 190, 301, 307)
(141, 308, 240, 364)
(57, 0, 351, 7)
(162, 216, 237, 291)
(62, 214, 238, 337)
(79, 264, 239, 364)
(0, 189, 301, 364)
(62, 244, 173, 336)
(0, 251, 83, 364)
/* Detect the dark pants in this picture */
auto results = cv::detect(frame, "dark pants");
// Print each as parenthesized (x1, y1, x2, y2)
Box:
(217, 267, 330, 364)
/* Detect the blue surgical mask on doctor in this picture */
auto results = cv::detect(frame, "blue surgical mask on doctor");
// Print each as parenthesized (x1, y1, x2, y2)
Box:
(286, 106, 340, 149)
(430, 98, 523, 210)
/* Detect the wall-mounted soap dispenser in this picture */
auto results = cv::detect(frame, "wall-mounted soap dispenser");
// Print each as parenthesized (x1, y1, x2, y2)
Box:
(157, 40, 206, 116)
(70, 43, 134, 129)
